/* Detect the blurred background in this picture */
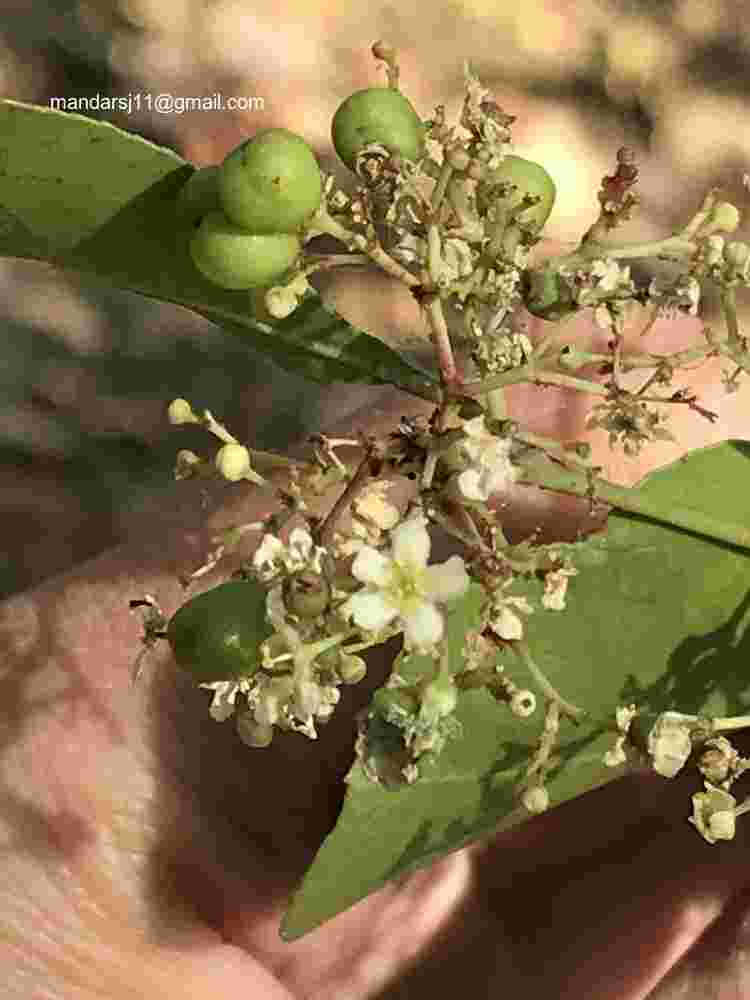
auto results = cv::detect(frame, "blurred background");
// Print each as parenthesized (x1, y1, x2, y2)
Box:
(1, 0, 749, 597)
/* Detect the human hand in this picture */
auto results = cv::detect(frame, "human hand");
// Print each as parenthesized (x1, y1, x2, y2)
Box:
(2, 306, 749, 1000)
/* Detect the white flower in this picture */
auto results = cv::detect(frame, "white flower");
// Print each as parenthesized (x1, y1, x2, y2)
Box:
(252, 526, 325, 583)
(589, 258, 625, 293)
(647, 711, 697, 778)
(689, 782, 737, 844)
(343, 513, 470, 649)
(199, 677, 253, 722)
(456, 416, 516, 502)
(487, 581, 534, 640)
(335, 486, 401, 557)
(542, 566, 578, 611)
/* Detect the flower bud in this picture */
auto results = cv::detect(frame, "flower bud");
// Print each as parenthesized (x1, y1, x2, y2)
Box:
(168, 397, 198, 425)
(689, 782, 737, 844)
(724, 241, 750, 280)
(264, 286, 299, 319)
(522, 785, 549, 814)
(419, 676, 458, 723)
(236, 712, 274, 747)
(215, 443, 252, 481)
(338, 651, 367, 684)
(698, 201, 741, 238)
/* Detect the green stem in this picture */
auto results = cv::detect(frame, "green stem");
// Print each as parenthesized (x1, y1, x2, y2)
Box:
(310, 206, 420, 287)
(514, 640, 586, 723)
(575, 234, 697, 262)
(519, 461, 750, 552)
(431, 162, 454, 213)
(463, 364, 609, 397)
(483, 387, 507, 419)
(721, 287, 740, 341)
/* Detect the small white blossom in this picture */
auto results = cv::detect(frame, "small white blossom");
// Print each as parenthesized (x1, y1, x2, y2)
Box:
(456, 416, 517, 502)
(487, 581, 534, 640)
(589, 258, 625, 294)
(689, 782, 737, 844)
(252, 526, 326, 583)
(647, 711, 697, 778)
(199, 677, 254, 722)
(343, 513, 470, 649)
(335, 485, 402, 557)
(541, 566, 578, 611)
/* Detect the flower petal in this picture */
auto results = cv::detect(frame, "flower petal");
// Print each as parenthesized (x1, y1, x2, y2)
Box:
(423, 556, 470, 603)
(200, 681, 240, 722)
(391, 514, 430, 569)
(457, 468, 488, 501)
(345, 590, 399, 632)
(351, 546, 394, 587)
(490, 605, 525, 640)
(403, 601, 444, 647)
(461, 416, 486, 439)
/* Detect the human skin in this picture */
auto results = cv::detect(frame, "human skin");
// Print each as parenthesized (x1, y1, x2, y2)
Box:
(2, 301, 750, 999)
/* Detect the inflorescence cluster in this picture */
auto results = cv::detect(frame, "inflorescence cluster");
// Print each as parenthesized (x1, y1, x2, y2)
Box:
(134, 42, 750, 844)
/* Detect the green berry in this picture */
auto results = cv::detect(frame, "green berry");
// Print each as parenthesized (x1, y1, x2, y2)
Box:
(218, 128, 322, 234)
(189, 210, 300, 290)
(478, 155, 556, 234)
(331, 87, 425, 172)
(282, 572, 331, 619)
(175, 165, 222, 229)
(166, 580, 272, 683)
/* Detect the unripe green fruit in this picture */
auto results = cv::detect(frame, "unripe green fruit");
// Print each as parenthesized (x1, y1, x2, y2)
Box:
(282, 572, 331, 619)
(478, 155, 556, 234)
(331, 87, 425, 172)
(167, 580, 272, 683)
(189, 210, 300, 290)
(175, 166, 222, 229)
(218, 128, 322, 234)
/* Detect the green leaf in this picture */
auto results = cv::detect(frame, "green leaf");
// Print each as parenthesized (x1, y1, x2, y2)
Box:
(0, 99, 438, 396)
(282, 440, 750, 939)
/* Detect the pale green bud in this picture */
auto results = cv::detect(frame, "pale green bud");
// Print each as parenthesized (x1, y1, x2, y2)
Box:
(522, 785, 549, 814)
(419, 676, 458, 724)
(236, 712, 274, 747)
(724, 240, 750, 280)
(699, 201, 741, 238)
(215, 443, 252, 481)
(338, 651, 367, 684)
(168, 397, 199, 425)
